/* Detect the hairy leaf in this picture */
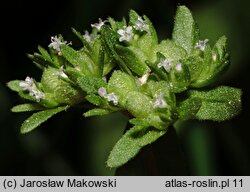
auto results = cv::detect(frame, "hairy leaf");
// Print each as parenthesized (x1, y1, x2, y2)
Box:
(176, 97, 202, 120)
(107, 126, 166, 168)
(108, 70, 137, 98)
(172, 6, 199, 54)
(124, 91, 153, 118)
(21, 106, 68, 134)
(156, 40, 187, 61)
(189, 86, 241, 121)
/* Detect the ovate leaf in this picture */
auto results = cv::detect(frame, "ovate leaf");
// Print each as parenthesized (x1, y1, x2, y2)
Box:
(21, 106, 68, 134)
(172, 6, 199, 54)
(107, 126, 166, 168)
(189, 86, 241, 121)
(11, 104, 45, 112)
(156, 40, 187, 61)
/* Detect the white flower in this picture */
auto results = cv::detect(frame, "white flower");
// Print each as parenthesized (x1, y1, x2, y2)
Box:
(134, 17, 149, 32)
(91, 18, 107, 30)
(29, 90, 45, 102)
(195, 39, 209, 51)
(19, 76, 45, 102)
(98, 87, 119, 105)
(117, 26, 134, 42)
(157, 58, 173, 72)
(48, 36, 67, 52)
(83, 30, 95, 42)
(138, 72, 150, 85)
(153, 93, 167, 109)
(106, 93, 119, 105)
(19, 76, 34, 91)
(54, 66, 68, 79)
(98, 87, 107, 97)
(175, 63, 182, 71)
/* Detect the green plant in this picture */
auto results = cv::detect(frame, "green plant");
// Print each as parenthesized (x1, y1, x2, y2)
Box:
(7, 6, 241, 169)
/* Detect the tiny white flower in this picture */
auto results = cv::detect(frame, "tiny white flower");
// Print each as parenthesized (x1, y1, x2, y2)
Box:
(48, 36, 67, 52)
(157, 58, 173, 72)
(134, 16, 149, 32)
(83, 30, 95, 42)
(54, 66, 68, 79)
(195, 39, 209, 51)
(98, 87, 107, 97)
(98, 87, 119, 105)
(19, 76, 44, 102)
(153, 93, 167, 109)
(175, 63, 182, 71)
(91, 18, 107, 30)
(19, 76, 34, 91)
(117, 26, 134, 42)
(30, 90, 45, 102)
(106, 93, 119, 105)
(138, 72, 150, 85)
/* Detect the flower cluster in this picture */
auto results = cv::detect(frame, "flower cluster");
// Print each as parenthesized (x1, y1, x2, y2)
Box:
(48, 36, 68, 54)
(117, 16, 149, 42)
(98, 87, 119, 105)
(195, 39, 209, 51)
(7, 6, 241, 169)
(19, 77, 45, 102)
